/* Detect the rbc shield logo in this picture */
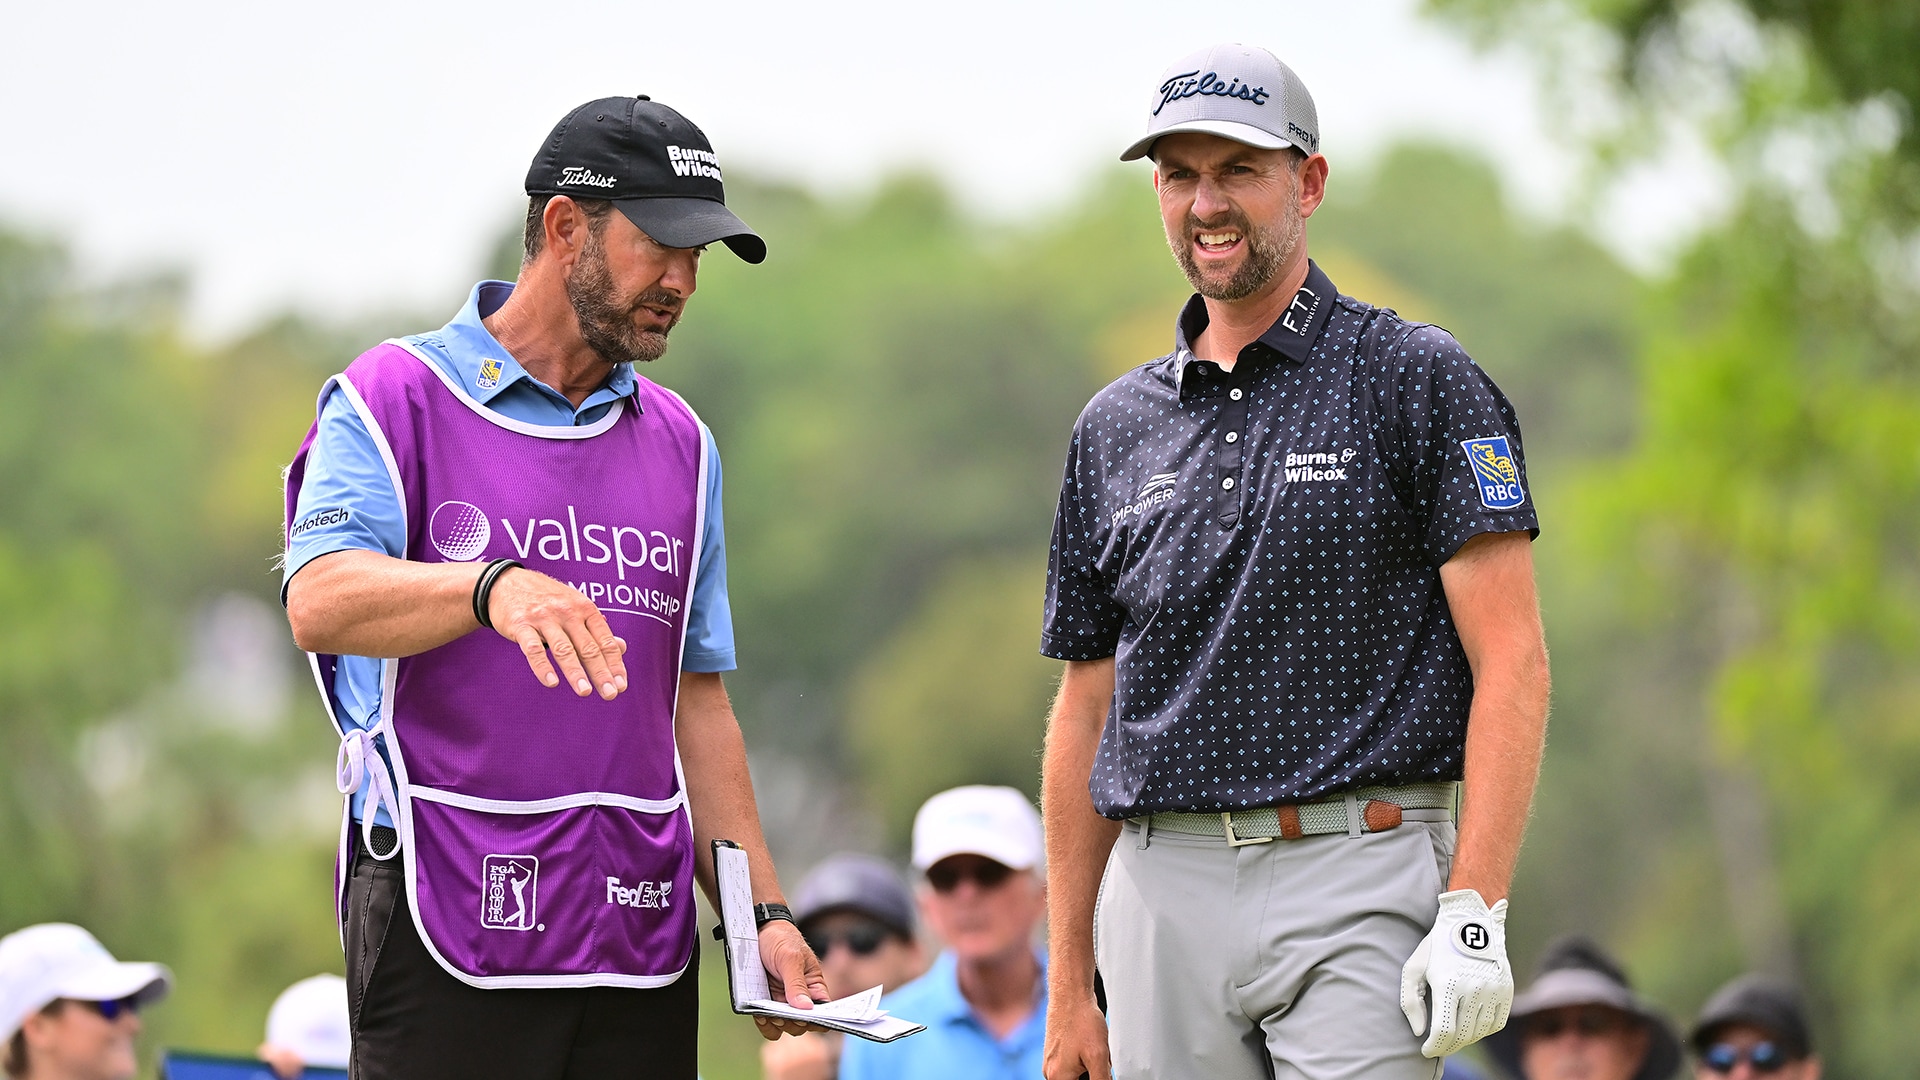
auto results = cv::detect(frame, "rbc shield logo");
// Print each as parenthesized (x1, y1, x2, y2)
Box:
(1460, 437, 1526, 510)
(476, 357, 503, 391)
(481, 854, 539, 931)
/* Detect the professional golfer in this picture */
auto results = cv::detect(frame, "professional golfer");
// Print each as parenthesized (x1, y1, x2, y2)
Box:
(1040, 45, 1551, 1080)
(284, 96, 824, 1080)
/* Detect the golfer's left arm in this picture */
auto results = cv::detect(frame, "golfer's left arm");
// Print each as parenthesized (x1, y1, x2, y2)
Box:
(675, 671, 829, 1036)
(1437, 530, 1550, 901)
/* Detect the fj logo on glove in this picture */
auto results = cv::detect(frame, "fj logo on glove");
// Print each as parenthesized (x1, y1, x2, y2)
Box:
(1458, 923, 1490, 951)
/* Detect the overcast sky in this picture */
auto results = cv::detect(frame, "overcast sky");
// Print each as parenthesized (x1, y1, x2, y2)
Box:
(0, 0, 1713, 337)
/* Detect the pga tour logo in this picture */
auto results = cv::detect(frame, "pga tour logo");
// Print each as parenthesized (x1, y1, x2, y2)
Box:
(1460, 436, 1527, 510)
(482, 854, 539, 931)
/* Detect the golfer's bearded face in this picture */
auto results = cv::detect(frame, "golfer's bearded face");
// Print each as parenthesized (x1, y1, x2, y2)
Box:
(566, 223, 686, 366)
(1153, 134, 1305, 303)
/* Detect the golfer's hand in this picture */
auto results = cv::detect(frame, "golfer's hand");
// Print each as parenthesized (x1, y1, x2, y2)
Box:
(485, 566, 628, 699)
(1044, 994, 1110, 1080)
(755, 920, 831, 1040)
(1400, 889, 1513, 1057)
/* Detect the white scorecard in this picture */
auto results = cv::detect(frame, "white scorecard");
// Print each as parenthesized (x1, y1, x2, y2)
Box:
(712, 841, 926, 1042)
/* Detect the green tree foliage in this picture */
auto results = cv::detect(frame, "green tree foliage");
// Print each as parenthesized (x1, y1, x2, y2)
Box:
(1431, 0, 1920, 1071)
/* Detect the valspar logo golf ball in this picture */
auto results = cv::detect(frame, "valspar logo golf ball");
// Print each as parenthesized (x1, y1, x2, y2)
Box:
(430, 500, 492, 562)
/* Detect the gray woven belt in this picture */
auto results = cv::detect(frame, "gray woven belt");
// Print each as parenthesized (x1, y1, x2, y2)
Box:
(1135, 782, 1459, 846)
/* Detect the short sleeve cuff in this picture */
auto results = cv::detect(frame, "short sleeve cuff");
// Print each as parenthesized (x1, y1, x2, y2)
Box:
(680, 647, 737, 674)
(1430, 517, 1540, 565)
(1039, 632, 1119, 662)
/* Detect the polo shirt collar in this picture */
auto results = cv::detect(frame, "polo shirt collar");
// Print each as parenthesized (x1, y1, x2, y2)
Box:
(441, 280, 638, 409)
(1171, 259, 1337, 393)
(920, 949, 1050, 1030)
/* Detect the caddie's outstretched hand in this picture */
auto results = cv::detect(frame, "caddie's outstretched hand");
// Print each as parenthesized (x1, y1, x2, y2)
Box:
(1400, 889, 1514, 1057)
(485, 566, 629, 700)
(754, 920, 832, 1040)
(1044, 995, 1111, 1080)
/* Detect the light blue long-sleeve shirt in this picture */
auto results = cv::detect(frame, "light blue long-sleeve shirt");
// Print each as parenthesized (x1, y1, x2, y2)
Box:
(284, 281, 735, 826)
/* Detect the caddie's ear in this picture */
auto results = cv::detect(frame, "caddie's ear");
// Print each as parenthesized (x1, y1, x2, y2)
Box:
(542, 196, 592, 268)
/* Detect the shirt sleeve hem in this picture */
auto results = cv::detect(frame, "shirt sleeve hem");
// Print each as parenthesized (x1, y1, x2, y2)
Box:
(1430, 518, 1541, 565)
(1039, 633, 1118, 662)
(680, 649, 737, 674)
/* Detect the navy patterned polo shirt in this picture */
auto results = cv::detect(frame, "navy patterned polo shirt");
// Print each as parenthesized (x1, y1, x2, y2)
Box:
(1042, 260, 1538, 818)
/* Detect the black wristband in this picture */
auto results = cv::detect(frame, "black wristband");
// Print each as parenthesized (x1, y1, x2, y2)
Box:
(753, 902, 796, 930)
(471, 558, 522, 630)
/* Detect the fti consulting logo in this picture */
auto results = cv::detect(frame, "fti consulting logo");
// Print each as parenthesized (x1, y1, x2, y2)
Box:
(481, 854, 539, 931)
(430, 500, 492, 561)
(476, 358, 503, 391)
(1460, 436, 1526, 510)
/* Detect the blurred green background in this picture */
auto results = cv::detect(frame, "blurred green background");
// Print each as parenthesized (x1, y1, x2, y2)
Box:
(4, 1, 1920, 1076)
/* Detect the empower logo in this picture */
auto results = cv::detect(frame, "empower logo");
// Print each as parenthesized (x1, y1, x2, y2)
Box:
(1112, 472, 1180, 528)
(482, 855, 539, 931)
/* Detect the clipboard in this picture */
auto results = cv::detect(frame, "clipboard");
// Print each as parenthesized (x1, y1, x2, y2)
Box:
(159, 1051, 348, 1080)
(710, 839, 926, 1043)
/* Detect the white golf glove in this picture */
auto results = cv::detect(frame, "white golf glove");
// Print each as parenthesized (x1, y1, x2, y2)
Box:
(1399, 888, 1513, 1058)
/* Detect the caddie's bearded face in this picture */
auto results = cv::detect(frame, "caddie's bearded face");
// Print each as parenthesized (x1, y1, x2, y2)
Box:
(1152, 133, 1306, 303)
(566, 207, 697, 367)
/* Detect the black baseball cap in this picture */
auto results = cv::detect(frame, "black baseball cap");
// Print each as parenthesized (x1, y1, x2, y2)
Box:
(1690, 974, 1813, 1059)
(525, 96, 765, 264)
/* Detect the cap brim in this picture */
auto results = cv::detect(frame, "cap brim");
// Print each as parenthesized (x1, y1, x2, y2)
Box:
(53, 960, 172, 1009)
(614, 197, 766, 264)
(913, 827, 1040, 872)
(1120, 119, 1296, 162)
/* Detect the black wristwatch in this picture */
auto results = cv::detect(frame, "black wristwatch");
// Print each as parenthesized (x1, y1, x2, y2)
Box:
(753, 902, 796, 929)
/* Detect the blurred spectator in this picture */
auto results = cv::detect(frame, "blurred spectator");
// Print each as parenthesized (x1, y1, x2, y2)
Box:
(762, 854, 927, 1080)
(839, 786, 1047, 1080)
(1484, 936, 1680, 1080)
(257, 974, 350, 1079)
(1688, 975, 1820, 1080)
(0, 924, 171, 1080)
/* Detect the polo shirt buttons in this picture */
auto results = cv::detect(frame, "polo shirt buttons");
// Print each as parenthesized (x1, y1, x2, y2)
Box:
(1225, 432, 1239, 443)
(1222, 477, 1235, 490)
(1229, 388, 1243, 400)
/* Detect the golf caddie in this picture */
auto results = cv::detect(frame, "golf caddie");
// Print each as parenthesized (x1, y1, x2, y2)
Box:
(283, 95, 826, 1080)
(1040, 45, 1552, 1079)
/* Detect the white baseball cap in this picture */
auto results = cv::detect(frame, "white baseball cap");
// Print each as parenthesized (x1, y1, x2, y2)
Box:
(0, 924, 172, 1042)
(1120, 43, 1321, 163)
(911, 786, 1044, 872)
(264, 974, 351, 1070)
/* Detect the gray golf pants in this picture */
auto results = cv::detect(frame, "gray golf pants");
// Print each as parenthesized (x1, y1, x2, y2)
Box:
(1095, 811, 1455, 1080)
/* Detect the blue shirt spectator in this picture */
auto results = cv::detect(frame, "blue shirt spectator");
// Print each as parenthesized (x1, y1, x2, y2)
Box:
(284, 280, 735, 827)
(839, 951, 1046, 1080)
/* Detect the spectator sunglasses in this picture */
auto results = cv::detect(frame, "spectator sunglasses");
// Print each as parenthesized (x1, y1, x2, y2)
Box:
(1701, 1041, 1790, 1074)
(803, 921, 891, 958)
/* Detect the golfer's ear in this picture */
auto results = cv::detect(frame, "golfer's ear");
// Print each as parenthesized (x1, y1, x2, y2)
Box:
(543, 196, 590, 267)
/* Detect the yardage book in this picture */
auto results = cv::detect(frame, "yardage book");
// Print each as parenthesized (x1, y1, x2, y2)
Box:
(711, 840, 926, 1043)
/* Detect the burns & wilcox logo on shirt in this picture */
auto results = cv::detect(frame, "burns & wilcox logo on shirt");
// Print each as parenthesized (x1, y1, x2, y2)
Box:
(476, 357, 503, 391)
(482, 854, 540, 931)
(1284, 447, 1357, 483)
(1460, 436, 1526, 509)
(1112, 472, 1180, 528)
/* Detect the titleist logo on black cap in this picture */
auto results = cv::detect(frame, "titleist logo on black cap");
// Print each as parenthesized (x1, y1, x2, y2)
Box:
(560, 166, 618, 188)
(1155, 70, 1271, 116)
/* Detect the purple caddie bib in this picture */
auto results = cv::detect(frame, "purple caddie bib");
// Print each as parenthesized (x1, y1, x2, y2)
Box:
(285, 341, 705, 988)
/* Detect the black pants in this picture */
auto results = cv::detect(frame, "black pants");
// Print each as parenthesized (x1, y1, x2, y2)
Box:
(344, 836, 698, 1080)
